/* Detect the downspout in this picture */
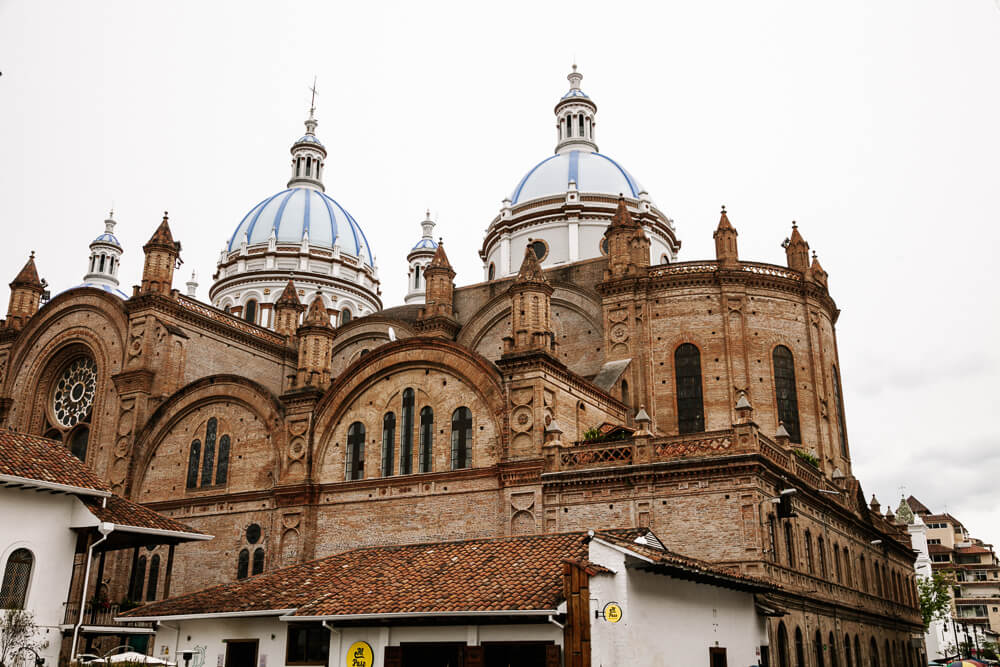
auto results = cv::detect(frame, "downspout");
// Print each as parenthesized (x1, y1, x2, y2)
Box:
(323, 621, 342, 665)
(71, 522, 115, 663)
(547, 615, 565, 630)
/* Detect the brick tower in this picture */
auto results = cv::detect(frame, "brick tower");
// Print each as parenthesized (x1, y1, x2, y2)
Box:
(3, 253, 44, 331)
(140, 212, 182, 296)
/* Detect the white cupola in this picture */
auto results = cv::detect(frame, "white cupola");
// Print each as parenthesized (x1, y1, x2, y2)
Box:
(286, 100, 327, 191)
(404, 210, 438, 305)
(83, 210, 123, 290)
(554, 64, 598, 154)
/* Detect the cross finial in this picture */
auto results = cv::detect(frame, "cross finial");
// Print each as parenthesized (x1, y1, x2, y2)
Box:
(308, 76, 318, 118)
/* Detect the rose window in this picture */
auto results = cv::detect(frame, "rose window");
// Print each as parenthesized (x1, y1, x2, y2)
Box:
(52, 358, 98, 428)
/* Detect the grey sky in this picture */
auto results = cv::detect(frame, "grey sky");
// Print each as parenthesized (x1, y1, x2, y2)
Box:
(2, 1, 998, 544)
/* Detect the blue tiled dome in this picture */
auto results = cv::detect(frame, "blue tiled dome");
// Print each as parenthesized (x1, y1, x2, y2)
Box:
(561, 88, 589, 99)
(61, 283, 129, 300)
(411, 237, 438, 251)
(227, 187, 374, 266)
(294, 134, 325, 147)
(510, 150, 644, 205)
(92, 232, 121, 247)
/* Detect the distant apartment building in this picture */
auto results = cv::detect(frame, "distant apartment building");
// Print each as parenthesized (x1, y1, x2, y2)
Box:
(906, 496, 1000, 657)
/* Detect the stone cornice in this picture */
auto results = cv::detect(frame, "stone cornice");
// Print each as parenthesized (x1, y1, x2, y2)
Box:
(497, 349, 626, 416)
(209, 268, 382, 310)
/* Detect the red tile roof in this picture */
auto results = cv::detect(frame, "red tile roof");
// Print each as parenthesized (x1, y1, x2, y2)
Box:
(123, 529, 773, 620)
(956, 545, 992, 555)
(81, 494, 204, 537)
(0, 430, 110, 493)
(928, 544, 953, 554)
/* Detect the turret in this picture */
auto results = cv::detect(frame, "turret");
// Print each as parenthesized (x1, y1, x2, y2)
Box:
(140, 212, 181, 296)
(3, 252, 45, 330)
(807, 251, 829, 288)
(405, 211, 438, 305)
(295, 293, 334, 388)
(274, 279, 306, 338)
(84, 210, 123, 290)
(603, 195, 649, 279)
(783, 222, 810, 273)
(713, 206, 739, 267)
(502, 243, 556, 356)
(286, 88, 327, 192)
(554, 64, 598, 154)
(416, 241, 459, 338)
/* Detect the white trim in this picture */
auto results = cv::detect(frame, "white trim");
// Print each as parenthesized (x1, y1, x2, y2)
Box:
(0, 474, 111, 498)
(111, 524, 213, 542)
(59, 625, 156, 635)
(283, 609, 559, 622)
(118, 608, 295, 622)
(590, 537, 656, 564)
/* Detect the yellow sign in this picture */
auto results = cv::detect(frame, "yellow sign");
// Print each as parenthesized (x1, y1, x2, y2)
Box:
(347, 641, 373, 667)
(603, 602, 623, 623)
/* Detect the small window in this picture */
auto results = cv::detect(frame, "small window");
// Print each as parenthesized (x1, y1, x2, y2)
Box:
(69, 425, 89, 461)
(246, 524, 262, 544)
(244, 299, 258, 324)
(601, 237, 609, 255)
(530, 240, 547, 261)
(346, 422, 365, 480)
(414, 265, 421, 288)
(0, 548, 34, 609)
(419, 406, 433, 473)
(340, 309, 352, 325)
(381, 412, 396, 477)
(237, 549, 250, 580)
(252, 548, 265, 575)
(286, 624, 329, 665)
(488, 263, 496, 281)
(400, 389, 414, 475)
(146, 554, 160, 601)
(451, 407, 472, 470)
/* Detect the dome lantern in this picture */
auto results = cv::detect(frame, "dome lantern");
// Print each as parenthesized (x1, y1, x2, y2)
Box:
(405, 210, 439, 305)
(286, 87, 328, 192)
(554, 64, 598, 155)
(83, 210, 124, 292)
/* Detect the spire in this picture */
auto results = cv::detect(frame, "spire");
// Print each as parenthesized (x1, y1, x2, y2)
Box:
(85, 210, 123, 289)
(274, 279, 306, 339)
(420, 209, 435, 240)
(141, 212, 182, 296)
(603, 195, 649, 279)
(277, 279, 302, 306)
(515, 242, 549, 284)
(807, 250, 829, 287)
(287, 85, 328, 192)
(428, 240, 453, 271)
(417, 239, 458, 337)
(554, 64, 598, 154)
(303, 293, 330, 327)
(783, 222, 810, 273)
(713, 205, 739, 266)
(185, 271, 198, 298)
(4, 252, 45, 330)
(503, 243, 556, 356)
(12, 252, 42, 288)
(147, 212, 176, 247)
(294, 291, 335, 389)
(609, 195, 638, 229)
(405, 211, 439, 306)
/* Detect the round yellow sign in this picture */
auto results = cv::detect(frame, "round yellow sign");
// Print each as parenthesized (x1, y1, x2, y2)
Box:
(603, 602, 623, 623)
(347, 641, 374, 667)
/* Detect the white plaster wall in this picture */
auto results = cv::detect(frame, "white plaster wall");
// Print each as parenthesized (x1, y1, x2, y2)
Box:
(152, 617, 287, 667)
(588, 540, 767, 667)
(0, 488, 83, 667)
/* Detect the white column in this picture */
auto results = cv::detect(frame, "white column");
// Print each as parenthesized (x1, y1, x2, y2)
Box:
(568, 220, 580, 262)
(500, 233, 511, 276)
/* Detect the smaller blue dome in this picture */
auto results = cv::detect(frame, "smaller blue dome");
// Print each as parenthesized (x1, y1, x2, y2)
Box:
(411, 238, 438, 251)
(92, 233, 121, 247)
(561, 88, 589, 99)
(60, 283, 129, 300)
(294, 135, 324, 147)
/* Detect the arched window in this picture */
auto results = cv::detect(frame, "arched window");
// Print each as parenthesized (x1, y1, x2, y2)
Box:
(244, 299, 258, 324)
(340, 309, 352, 325)
(381, 412, 396, 477)
(566, 115, 573, 137)
(488, 263, 496, 281)
(815, 630, 825, 667)
(829, 632, 839, 667)
(805, 530, 814, 574)
(844, 634, 853, 667)
(419, 406, 433, 473)
(186, 439, 201, 489)
(69, 426, 89, 462)
(818, 536, 827, 577)
(884, 640, 892, 667)
(874, 561, 883, 597)
(252, 548, 265, 575)
(146, 554, 160, 601)
(859, 555, 868, 592)
(843, 548, 853, 587)
(620, 379, 629, 408)
(674, 343, 705, 434)
(773, 345, 801, 443)
(784, 522, 796, 568)
(834, 544, 842, 582)
(130, 555, 147, 601)
(99, 255, 106, 272)
(578, 115, 584, 136)
(869, 638, 879, 667)
(237, 549, 249, 580)
(795, 627, 805, 667)
(346, 422, 365, 480)
(0, 549, 34, 609)
(201, 417, 217, 487)
(776, 622, 790, 667)
(400, 389, 414, 475)
(216, 434, 230, 485)
(768, 515, 779, 562)
(414, 266, 421, 289)
(832, 365, 848, 457)
(855, 636, 862, 667)
(451, 407, 472, 470)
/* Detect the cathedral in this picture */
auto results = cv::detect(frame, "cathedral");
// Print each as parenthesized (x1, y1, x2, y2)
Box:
(0, 67, 925, 664)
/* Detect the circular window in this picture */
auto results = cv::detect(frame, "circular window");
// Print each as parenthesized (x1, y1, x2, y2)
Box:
(530, 240, 548, 261)
(52, 357, 98, 428)
(601, 238, 609, 255)
(246, 524, 262, 544)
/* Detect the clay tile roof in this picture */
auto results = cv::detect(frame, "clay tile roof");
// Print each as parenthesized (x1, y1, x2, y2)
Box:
(0, 430, 109, 493)
(907, 495, 931, 515)
(10, 253, 42, 288)
(81, 494, 203, 536)
(427, 241, 453, 270)
(146, 212, 176, 247)
(515, 245, 548, 284)
(928, 544, 953, 554)
(956, 545, 991, 554)
(276, 280, 301, 307)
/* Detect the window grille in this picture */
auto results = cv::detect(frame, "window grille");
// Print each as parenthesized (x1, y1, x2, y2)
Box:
(0, 549, 33, 609)
(773, 346, 801, 443)
(674, 343, 705, 434)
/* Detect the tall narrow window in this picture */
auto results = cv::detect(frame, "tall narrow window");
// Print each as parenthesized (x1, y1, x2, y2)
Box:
(186, 439, 202, 489)
(414, 266, 421, 288)
(818, 536, 827, 577)
(237, 549, 249, 580)
(341, 309, 351, 325)
(854, 637, 862, 667)
(131, 556, 147, 601)
(146, 554, 160, 601)
(381, 412, 396, 477)
(784, 522, 796, 568)
(834, 544, 842, 582)
(69, 426, 89, 461)
(201, 418, 217, 487)
(773, 346, 801, 443)
(777, 623, 789, 667)
(451, 406, 472, 470)
(216, 434, 230, 485)
(874, 562, 883, 597)
(252, 548, 265, 575)
(400, 389, 414, 475)
(859, 555, 868, 592)
(244, 299, 258, 324)
(805, 530, 814, 574)
(795, 628, 805, 667)
(675, 343, 705, 434)
(419, 406, 433, 473)
(768, 515, 779, 562)
(829, 632, 839, 667)
(620, 379, 629, 408)
(815, 630, 825, 667)
(346, 422, 365, 480)
(579, 115, 584, 136)
(566, 115, 573, 137)
(305, 157, 312, 177)
(870, 639, 879, 667)
(843, 548, 853, 587)
(99, 255, 106, 272)
(0, 549, 33, 609)
(844, 635, 853, 667)
(832, 365, 848, 457)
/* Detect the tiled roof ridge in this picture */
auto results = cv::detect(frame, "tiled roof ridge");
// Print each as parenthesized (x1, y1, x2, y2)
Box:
(0, 429, 110, 492)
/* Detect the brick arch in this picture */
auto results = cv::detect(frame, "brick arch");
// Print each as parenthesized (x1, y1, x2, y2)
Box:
(312, 338, 507, 470)
(129, 375, 286, 498)
(328, 316, 417, 377)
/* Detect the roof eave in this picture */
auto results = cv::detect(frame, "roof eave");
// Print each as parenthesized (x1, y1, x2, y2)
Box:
(0, 473, 111, 498)
(283, 609, 560, 622)
(118, 608, 295, 622)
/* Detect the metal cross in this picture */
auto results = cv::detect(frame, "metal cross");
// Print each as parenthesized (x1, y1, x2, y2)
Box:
(308, 77, 318, 117)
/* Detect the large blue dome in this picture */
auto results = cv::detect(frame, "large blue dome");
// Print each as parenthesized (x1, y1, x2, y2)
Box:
(510, 150, 645, 205)
(227, 187, 374, 266)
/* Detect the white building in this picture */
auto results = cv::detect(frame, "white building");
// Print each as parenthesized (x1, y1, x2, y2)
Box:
(122, 528, 772, 667)
(0, 430, 210, 666)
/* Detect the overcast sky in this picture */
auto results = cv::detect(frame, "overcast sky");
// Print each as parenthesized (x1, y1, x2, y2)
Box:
(2, 1, 998, 546)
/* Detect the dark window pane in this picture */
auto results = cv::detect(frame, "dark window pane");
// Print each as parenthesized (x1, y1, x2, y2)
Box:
(286, 625, 329, 664)
(531, 241, 546, 260)
(131, 556, 147, 601)
(419, 406, 433, 473)
(381, 412, 395, 477)
(246, 524, 261, 544)
(201, 418, 217, 487)
(340, 310, 351, 325)
(400, 389, 414, 475)
(237, 549, 249, 580)
(244, 300, 258, 324)
(146, 555, 160, 601)
(0, 549, 33, 609)
(832, 366, 848, 457)
(69, 426, 89, 461)
(252, 548, 265, 575)
(773, 346, 801, 443)
(186, 439, 201, 489)
(346, 422, 365, 480)
(216, 434, 230, 485)
(674, 343, 705, 434)
(451, 407, 472, 470)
